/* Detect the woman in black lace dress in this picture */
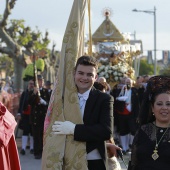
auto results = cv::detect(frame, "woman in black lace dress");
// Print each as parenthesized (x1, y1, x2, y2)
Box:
(129, 76, 170, 170)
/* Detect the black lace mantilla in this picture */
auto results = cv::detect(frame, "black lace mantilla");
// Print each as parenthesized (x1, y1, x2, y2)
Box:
(141, 123, 170, 143)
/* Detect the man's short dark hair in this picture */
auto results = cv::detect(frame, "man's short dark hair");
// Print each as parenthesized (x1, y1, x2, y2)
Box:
(75, 56, 98, 71)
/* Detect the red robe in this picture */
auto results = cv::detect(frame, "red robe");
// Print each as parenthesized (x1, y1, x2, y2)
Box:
(0, 102, 21, 170)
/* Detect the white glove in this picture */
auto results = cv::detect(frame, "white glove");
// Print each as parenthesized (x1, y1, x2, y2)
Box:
(40, 97, 47, 105)
(52, 121, 75, 135)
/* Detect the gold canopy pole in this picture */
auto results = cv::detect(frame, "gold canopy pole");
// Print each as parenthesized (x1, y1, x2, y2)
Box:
(87, 0, 92, 56)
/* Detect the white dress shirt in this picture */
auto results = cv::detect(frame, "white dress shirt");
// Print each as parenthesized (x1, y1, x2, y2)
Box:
(78, 90, 90, 118)
(78, 89, 102, 160)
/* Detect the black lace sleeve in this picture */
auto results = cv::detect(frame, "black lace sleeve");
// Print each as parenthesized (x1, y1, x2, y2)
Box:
(129, 129, 141, 170)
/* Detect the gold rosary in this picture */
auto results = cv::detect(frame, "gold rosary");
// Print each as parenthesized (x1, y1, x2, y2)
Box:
(152, 125, 169, 160)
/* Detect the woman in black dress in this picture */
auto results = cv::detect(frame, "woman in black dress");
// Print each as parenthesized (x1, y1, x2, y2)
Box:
(129, 76, 170, 170)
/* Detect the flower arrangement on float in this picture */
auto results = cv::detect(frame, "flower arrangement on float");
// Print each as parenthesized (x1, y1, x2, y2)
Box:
(98, 62, 135, 84)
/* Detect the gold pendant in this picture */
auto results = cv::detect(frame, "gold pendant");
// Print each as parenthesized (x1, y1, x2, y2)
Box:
(152, 149, 159, 160)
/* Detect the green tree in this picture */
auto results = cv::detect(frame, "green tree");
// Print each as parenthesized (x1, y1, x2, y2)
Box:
(160, 64, 170, 75)
(0, 54, 13, 77)
(139, 59, 154, 75)
(0, 0, 50, 91)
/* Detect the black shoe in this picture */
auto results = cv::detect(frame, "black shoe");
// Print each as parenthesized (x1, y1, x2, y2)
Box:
(20, 149, 25, 155)
(34, 155, 42, 159)
(30, 149, 34, 154)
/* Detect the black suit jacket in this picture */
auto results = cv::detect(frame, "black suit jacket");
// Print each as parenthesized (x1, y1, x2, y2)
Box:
(18, 89, 33, 130)
(74, 87, 114, 160)
(18, 89, 31, 114)
(131, 87, 140, 119)
(29, 88, 50, 126)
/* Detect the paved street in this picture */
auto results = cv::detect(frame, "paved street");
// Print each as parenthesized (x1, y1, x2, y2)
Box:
(16, 138, 129, 170)
(16, 138, 41, 170)
(119, 154, 130, 170)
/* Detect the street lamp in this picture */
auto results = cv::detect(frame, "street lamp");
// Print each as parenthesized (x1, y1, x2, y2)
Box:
(132, 6, 157, 75)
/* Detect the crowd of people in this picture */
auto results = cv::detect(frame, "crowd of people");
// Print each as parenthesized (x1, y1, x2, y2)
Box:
(110, 75, 152, 154)
(0, 56, 170, 170)
(0, 75, 53, 170)
(17, 76, 52, 159)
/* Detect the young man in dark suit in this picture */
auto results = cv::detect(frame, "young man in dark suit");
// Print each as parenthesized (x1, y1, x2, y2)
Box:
(52, 56, 115, 170)
(29, 75, 50, 159)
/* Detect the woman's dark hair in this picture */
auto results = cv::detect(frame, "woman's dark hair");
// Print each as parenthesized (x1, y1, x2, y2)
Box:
(93, 82, 107, 92)
(138, 75, 170, 126)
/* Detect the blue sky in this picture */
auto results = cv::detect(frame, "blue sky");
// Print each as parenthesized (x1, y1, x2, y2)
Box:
(1, 0, 170, 60)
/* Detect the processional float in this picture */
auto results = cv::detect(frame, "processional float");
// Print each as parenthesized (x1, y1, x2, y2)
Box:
(86, 8, 143, 88)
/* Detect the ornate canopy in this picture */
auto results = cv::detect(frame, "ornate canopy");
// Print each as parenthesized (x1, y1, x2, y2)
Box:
(92, 15, 125, 43)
